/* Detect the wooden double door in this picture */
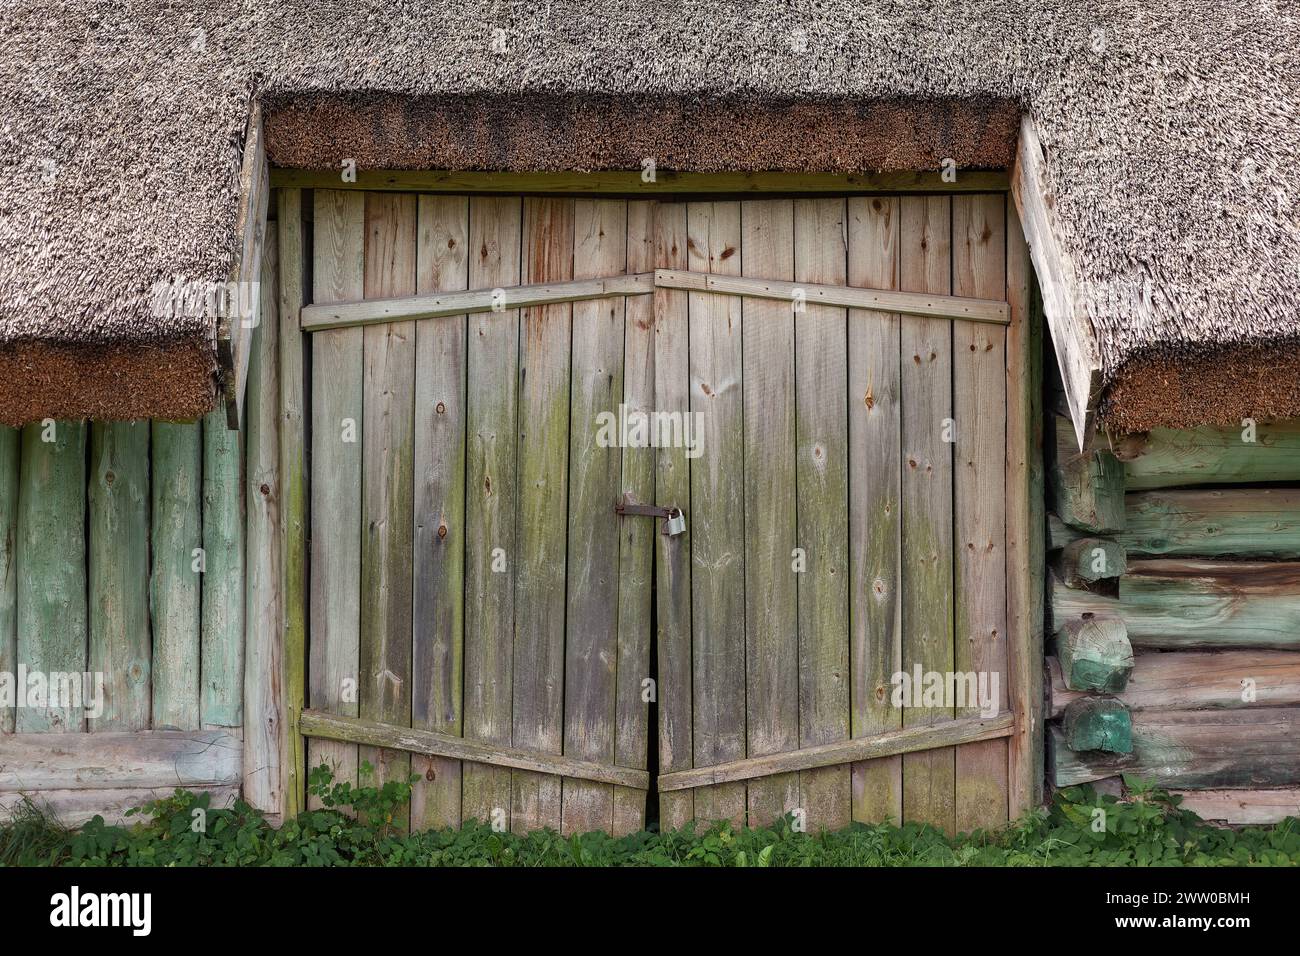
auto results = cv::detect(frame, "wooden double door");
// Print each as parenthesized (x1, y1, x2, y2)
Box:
(305, 188, 1020, 836)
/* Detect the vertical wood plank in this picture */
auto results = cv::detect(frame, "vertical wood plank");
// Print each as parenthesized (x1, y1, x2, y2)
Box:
(309, 188, 365, 801)
(244, 222, 283, 814)
(88, 421, 151, 731)
(612, 200, 656, 836)
(0, 427, 17, 735)
(793, 198, 852, 832)
(512, 197, 574, 834)
(953, 194, 1010, 831)
(359, 193, 417, 830)
(653, 202, 694, 831)
(741, 198, 799, 828)
(562, 198, 626, 836)
(411, 194, 469, 831)
(201, 409, 242, 729)
(847, 197, 903, 823)
(1006, 201, 1044, 816)
(462, 196, 522, 827)
(277, 187, 307, 817)
(899, 195, 956, 832)
(687, 200, 747, 828)
(150, 422, 201, 731)
(16, 420, 87, 733)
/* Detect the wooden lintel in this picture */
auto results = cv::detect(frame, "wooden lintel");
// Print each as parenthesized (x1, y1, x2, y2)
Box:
(1011, 116, 1101, 451)
(270, 168, 1011, 195)
(300, 273, 654, 331)
(654, 270, 1010, 325)
(298, 711, 650, 790)
(656, 712, 1015, 793)
(0, 729, 242, 792)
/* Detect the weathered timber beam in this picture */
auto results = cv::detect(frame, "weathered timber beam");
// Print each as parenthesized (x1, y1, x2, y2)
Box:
(1049, 416, 1125, 533)
(656, 712, 1015, 793)
(0, 730, 242, 792)
(1011, 117, 1101, 449)
(270, 168, 1011, 195)
(1173, 788, 1300, 825)
(1054, 615, 1133, 693)
(297, 711, 649, 790)
(300, 273, 653, 330)
(1115, 421, 1300, 490)
(1051, 561, 1300, 649)
(1049, 649, 1300, 717)
(0, 785, 239, 827)
(653, 270, 1010, 325)
(1050, 708, 1300, 789)
(1062, 698, 1132, 754)
(1054, 537, 1126, 587)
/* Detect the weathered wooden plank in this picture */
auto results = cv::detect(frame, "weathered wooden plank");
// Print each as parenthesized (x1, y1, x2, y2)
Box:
(201, 409, 243, 729)
(150, 422, 201, 731)
(0, 427, 16, 735)
(462, 196, 522, 827)
(308, 189, 365, 801)
(740, 199, 799, 828)
(656, 269, 1008, 325)
(299, 711, 648, 791)
(1055, 616, 1134, 693)
(847, 196, 903, 824)
(276, 188, 307, 817)
(1055, 537, 1127, 586)
(1174, 788, 1300, 824)
(1050, 416, 1125, 533)
(272, 168, 1012, 195)
(17, 421, 87, 733)
(301, 273, 651, 331)
(951, 193, 1009, 832)
(1062, 697, 1132, 753)
(510, 197, 574, 834)
(653, 202, 695, 831)
(792, 198, 853, 832)
(612, 201, 656, 836)
(358, 193, 416, 830)
(561, 199, 627, 836)
(0, 785, 238, 827)
(411, 194, 470, 832)
(1050, 649, 1300, 716)
(243, 224, 282, 815)
(0, 729, 242, 791)
(1118, 421, 1300, 490)
(659, 712, 1014, 793)
(88, 421, 150, 732)
(1005, 201, 1043, 815)
(1120, 489, 1300, 557)
(899, 195, 956, 831)
(686, 200, 747, 827)
(1050, 708, 1300, 789)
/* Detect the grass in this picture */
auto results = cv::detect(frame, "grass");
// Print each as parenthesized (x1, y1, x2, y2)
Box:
(2, 766, 1297, 867)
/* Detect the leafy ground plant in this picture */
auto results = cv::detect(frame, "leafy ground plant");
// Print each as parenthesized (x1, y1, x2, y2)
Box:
(1, 765, 1296, 867)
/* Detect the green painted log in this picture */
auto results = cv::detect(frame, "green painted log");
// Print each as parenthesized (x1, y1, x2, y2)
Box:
(1055, 616, 1133, 693)
(88, 421, 151, 731)
(1050, 707, 1300, 789)
(150, 422, 202, 730)
(1118, 421, 1300, 490)
(201, 410, 243, 728)
(16, 421, 87, 732)
(1121, 488, 1300, 558)
(0, 427, 17, 734)
(1062, 697, 1132, 754)
(1055, 537, 1126, 587)
(1049, 416, 1125, 533)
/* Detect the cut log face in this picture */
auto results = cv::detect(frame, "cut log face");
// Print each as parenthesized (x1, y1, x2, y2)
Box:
(1062, 697, 1133, 754)
(1056, 537, 1126, 587)
(1050, 417, 1125, 533)
(1055, 616, 1134, 693)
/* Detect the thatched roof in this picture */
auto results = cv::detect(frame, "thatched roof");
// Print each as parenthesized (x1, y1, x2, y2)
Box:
(2, 1, 1297, 430)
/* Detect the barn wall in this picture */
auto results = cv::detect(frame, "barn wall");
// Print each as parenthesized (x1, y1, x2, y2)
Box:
(0, 413, 246, 824)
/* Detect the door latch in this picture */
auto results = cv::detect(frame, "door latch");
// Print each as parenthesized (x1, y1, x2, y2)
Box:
(614, 493, 687, 536)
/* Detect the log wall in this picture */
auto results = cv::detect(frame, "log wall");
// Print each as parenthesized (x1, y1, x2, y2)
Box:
(1046, 413, 1300, 823)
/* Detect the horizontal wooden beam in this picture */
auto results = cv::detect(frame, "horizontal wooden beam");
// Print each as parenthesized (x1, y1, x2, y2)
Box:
(1116, 422, 1300, 490)
(655, 269, 1010, 325)
(301, 273, 653, 331)
(0, 785, 238, 827)
(270, 168, 1011, 195)
(0, 729, 242, 792)
(656, 712, 1014, 793)
(298, 710, 649, 790)
(1174, 788, 1300, 825)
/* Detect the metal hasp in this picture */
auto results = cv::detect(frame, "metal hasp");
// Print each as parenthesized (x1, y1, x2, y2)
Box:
(614, 493, 686, 536)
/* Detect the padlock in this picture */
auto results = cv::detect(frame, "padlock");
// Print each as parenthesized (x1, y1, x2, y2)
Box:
(663, 508, 686, 537)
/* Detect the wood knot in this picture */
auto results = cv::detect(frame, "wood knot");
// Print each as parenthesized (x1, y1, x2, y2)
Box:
(260, 483, 270, 496)
(435, 401, 446, 414)
(438, 524, 447, 539)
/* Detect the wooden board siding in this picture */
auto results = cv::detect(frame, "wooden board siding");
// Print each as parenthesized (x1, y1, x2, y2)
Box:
(0, 427, 17, 735)
(202, 410, 243, 729)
